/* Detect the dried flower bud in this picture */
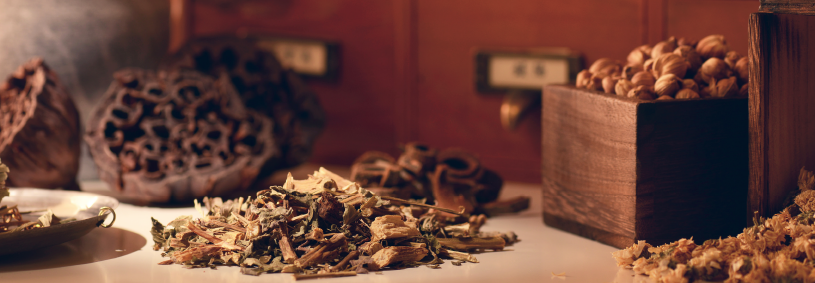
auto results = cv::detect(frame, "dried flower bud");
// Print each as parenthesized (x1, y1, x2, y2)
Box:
(739, 84, 748, 97)
(627, 46, 650, 66)
(681, 79, 699, 92)
(724, 51, 742, 68)
(699, 57, 731, 82)
(656, 95, 673, 100)
(615, 79, 634, 96)
(712, 77, 739, 98)
(589, 58, 621, 75)
(586, 73, 606, 91)
(734, 57, 749, 85)
(622, 64, 643, 81)
(631, 71, 656, 87)
(627, 85, 655, 100)
(643, 59, 655, 74)
(673, 46, 702, 76)
(653, 53, 689, 79)
(576, 69, 591, 88)
(696, 34, 729, 59)
(655, 74, 681, 97)
(675, 89, 700, 99)
(651, 37, 678, 59)
(602, 76, 619, 94)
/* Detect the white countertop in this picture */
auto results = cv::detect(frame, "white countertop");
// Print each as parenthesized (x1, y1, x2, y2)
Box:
(0, 166, 649, 283)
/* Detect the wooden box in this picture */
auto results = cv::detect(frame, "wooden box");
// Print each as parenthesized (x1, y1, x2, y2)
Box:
(748, 3, 815, 218)
(541, 85, 748, 248)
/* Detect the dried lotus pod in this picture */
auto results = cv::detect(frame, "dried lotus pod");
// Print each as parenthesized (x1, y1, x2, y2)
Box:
(652, 53, 689, 79)
(696, 34, 729, 59)
(675, 89, 700, 99)
(631, 71, 656, 87)
(85, 69, 276, 202)
(655, 74, 681, 98)
(0, 58, 80, 190)
(615, 79, 634, 96)
(163, 37, 326, 180)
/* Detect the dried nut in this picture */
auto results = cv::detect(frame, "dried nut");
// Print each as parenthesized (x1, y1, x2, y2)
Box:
(739, 84, 748, 97)
(631, 71, 656, 87)
(699, 85, 712, 98)
(622, 64, 643, 81)
(699, 57, 731, 82)
(696, 34, 729, 59)
(652, 53, 689, 79)
(724, 51, 742, 68)
(589, 58, 620, 75)
(673, 46, 702, 75)
(677, 37, 696, 47)
(712, 77, 739, 98)
(655, 74, 681, 97)
(643, 58, 655, 73)
(627, 85, 656, 100)
(681, 79, 699, 92)
(734, 57, 749, 85)
(651, 36, 677, 59)
(656, 95, 673, 100)
(586, 73, 606, 91)
(675, 89, 700, 99)
(602, 76, 619, 94)
(576, 70, 592, 88)
(627, 45, 650, 66)
(615, 79, 634, 96)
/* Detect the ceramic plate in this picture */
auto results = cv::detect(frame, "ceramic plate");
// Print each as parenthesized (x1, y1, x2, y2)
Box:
(0, 188, 118, 256)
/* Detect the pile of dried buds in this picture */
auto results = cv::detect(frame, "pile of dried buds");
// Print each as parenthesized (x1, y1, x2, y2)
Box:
(613, 168, 815, 283)
(151, 167, 518, 279)
(576, 35, 749, 100)
(350, 143, 529, 217)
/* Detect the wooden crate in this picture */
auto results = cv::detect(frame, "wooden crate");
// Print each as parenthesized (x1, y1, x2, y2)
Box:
(748, 4, 815, 218)
(541, 85, 748, 248)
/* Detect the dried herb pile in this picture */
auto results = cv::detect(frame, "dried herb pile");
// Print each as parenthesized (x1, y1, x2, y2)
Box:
(0, 158, 67, 234)
(613, 168, 815, 283)
(151, 168, 518, 279)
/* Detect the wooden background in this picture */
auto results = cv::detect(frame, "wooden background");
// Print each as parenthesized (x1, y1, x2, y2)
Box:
(186, 0, 758, 183)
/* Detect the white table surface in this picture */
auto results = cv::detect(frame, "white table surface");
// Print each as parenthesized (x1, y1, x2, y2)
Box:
(0, 166, 649, 283)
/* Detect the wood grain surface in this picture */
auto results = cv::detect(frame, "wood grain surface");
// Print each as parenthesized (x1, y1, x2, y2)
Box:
(542, 85, 747, 248)
(749, 13, 815, 217)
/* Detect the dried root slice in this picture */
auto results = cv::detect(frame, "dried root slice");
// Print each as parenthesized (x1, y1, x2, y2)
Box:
(369, 246, 429, 270)
(369, 215, 421, 242)
(85, 69, 275, 202)
(0, 58, 80, 190)
(437, 237, 505, 251)
(164, 37, 325, 179)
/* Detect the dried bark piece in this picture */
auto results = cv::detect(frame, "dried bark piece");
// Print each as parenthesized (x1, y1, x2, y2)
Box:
(369, 215, 421, 242)
(163, 37, 325, 181)
(369, 246, 428, 270)
(437, 148, 503, 204)
(85, 69, 275, 202)
(295, 233, 348, 268)
(0, 58, 80, 190)
(397, 143, 437, 176)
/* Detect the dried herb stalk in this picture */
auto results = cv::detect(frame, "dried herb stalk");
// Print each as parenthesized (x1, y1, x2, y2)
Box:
(151, 168, 519, 278)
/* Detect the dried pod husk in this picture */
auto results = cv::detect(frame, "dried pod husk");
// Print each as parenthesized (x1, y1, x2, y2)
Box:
(586, 73, 606, 91)
(675, 89, 700, 99)
(699, 85, 713, 98)
(651, 36, 678, 60)
(615, 79, 634, 96)
(699, 57, 731, 82)
(711, 77, 739, 98)
(643, 58, 655, 74)
(602, 76, 619, 94)
(575, 69, 592, 88)
(163, 38, 326, 181)
(656, 95, 673, 100)
(654, 74, 681, 98)
(734, 57, 749, 85)
(631, 71, 656, 87)
(696, 34, 729, 59)
(0, 58, 80, 190)
(739, 84, 749, 97)
(724, 51, 742, 69)
(589, 58, 620, 75)
(627, 46, 650, 66)
(681, 79, 699, 93)
(673, 46, 702, 77)
(627, 85, 656, 100)
(652, 53, 689, 79)
(85, 69, 276, 202)
(677, 37, 697, 47)
(622, 64, 643, 81)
